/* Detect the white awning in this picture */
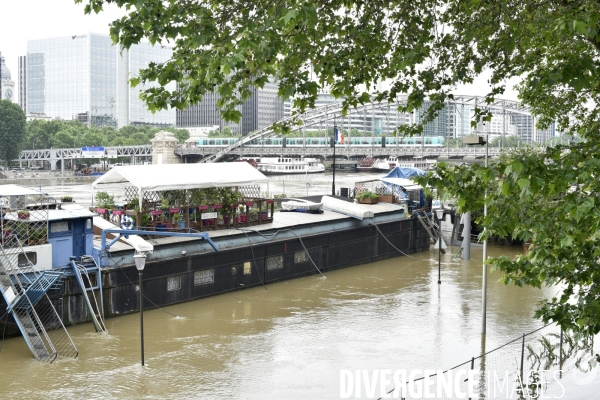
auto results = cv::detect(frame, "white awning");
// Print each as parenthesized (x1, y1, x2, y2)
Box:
(92, 162, 268, 192)
(0, 184, 43, 196)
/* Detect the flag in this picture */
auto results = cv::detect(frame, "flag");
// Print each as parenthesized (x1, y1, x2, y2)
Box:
(334, 126, 339, 143)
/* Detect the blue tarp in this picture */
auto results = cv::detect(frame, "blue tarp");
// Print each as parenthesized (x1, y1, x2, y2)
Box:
(380, 166, 427, 205)
(383, 166, 427, 179)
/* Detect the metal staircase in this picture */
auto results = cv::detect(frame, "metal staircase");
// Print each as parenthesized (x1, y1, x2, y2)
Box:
(414, 210, 440, 244)
(0, 237, 78, 362)
(70, 257, 107, 334)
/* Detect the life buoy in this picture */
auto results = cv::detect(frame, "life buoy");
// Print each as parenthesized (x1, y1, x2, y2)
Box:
(121, 215, 134, 230)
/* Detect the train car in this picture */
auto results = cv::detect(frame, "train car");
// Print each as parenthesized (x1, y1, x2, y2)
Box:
(196, 138, 240, 147)
(196, 135, 445, 148)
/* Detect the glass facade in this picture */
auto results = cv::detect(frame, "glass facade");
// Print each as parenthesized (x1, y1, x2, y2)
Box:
(128, 42, 175, 127)
(26, 33, 174, 128)
(28, 35, 89, 118)
(90, 35, 117, 128)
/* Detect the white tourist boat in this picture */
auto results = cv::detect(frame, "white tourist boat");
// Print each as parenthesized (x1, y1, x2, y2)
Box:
(242, 157, 325, 175)
(372, 156, 435, 171)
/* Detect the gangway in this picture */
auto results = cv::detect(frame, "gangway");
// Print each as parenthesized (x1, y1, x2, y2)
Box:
(0, 236, 78, 362)
(70, 256, 107, 334)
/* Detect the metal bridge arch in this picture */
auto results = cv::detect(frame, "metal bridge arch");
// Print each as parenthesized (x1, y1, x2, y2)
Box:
(200, 95, 534, 163)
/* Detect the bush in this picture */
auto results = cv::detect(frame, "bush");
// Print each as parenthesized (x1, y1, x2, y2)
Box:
(356, 191, 379, 200)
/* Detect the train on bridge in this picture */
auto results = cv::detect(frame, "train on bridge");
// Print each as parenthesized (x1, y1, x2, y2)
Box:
(196, 136, 446, 148)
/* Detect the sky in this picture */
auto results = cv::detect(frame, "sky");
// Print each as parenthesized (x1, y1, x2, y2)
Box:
(0, 0, 124, 85)
(0, 0, 520, 102)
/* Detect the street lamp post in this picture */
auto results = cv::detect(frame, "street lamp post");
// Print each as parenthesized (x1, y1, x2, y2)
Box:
(133, 252, 147, 366)
(482, 133, 489, 334)
(435, 208, 445, 284)
(332, 121, 338, 196)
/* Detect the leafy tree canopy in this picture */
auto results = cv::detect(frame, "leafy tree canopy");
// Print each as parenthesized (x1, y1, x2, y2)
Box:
(78, 1, 600, 337)
(0, 100, 27, 167)
(21, 119, 189, 150)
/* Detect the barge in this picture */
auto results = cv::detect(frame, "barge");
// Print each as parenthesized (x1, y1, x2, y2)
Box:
(0, 163, 430, 361)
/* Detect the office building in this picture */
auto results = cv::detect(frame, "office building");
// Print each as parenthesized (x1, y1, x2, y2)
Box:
(24, 33, 174, 128)
(177, 81, 284, 136)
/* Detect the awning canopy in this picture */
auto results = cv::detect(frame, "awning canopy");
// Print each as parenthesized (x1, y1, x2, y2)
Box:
(0, 184, 43, 196)
(92, 162, 268, 192)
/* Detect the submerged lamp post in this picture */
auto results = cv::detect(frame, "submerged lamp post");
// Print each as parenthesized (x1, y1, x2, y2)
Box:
(134, 252, 147, 366)
(435, 208, 445, 284)
(462, 134, 489, 334)
(332, 122, 339, 196)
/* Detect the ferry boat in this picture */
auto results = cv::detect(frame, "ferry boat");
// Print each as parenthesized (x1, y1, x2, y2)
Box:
(372, 156, 436, 171)
(243, 157, 325, 175)
(0, 163, 429, 362)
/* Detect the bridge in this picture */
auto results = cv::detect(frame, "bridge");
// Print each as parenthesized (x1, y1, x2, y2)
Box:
(16, 145, 152, 171)
(15, 95, 542, 169)
(176, 95, 534, 163)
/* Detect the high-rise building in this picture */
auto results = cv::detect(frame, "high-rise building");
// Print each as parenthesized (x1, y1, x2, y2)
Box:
(24, 33, 175, 128)
(176, 89, 243, 135)
(284, 92, 410, 135)
(241, 82, 284, 134)
(177, 81, 284, 136)
(18, 56, 26, 111)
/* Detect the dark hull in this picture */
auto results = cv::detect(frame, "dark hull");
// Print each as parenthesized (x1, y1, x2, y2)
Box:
(1, 217, 429, 336)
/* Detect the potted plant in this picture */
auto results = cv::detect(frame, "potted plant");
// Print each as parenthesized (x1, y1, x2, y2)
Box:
(356, 191, 379, 204)
(173, 212, 186, 228)
(17, 210, 30, 219)
(60, 196, 73, 203)
(378, 190, 393, 203)
(95, 191, 114, 214)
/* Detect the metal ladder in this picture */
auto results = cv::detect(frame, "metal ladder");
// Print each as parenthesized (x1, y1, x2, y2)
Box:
(70, 257, 107, 334)
(414, 211, 440, 244)
(0, 237, 78, 362)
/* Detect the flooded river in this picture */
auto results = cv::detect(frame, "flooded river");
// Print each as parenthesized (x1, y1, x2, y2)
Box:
(1, 173, 598, 398)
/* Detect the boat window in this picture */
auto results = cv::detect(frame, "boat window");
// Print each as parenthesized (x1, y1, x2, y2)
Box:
(266, 255, 283, 270)
(86, 219, 92, 230)
(294, 251, 307, 263)
(244, 262, 251, 275)
(167, 276, 181, 291)
(51, 221, 70, 233)
(18, 252, 37, 267)
(194, 269, 214, 285)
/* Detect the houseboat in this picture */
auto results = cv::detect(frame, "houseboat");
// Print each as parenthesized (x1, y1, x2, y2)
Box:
(0, 163, 430, 362)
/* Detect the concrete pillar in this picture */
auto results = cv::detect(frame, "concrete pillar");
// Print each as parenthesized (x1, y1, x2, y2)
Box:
(151, 131, 181, 165)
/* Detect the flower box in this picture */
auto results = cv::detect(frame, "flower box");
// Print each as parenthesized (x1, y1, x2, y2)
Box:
(96, 208, 107, 214)
(18, 212, 30, 219)
(169, 208, 180, 213)
(239, 215, 247, 222)
(244, 201, 254, 206)
(357, 198, 378, 204)
(212, 204, 222, 210)
(378, 195, 393, 203)
(265, 200, 274, 204)
(151, 210, 164, 216)
(111, 210, 124, 215)
(198, 205, 209, 211)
